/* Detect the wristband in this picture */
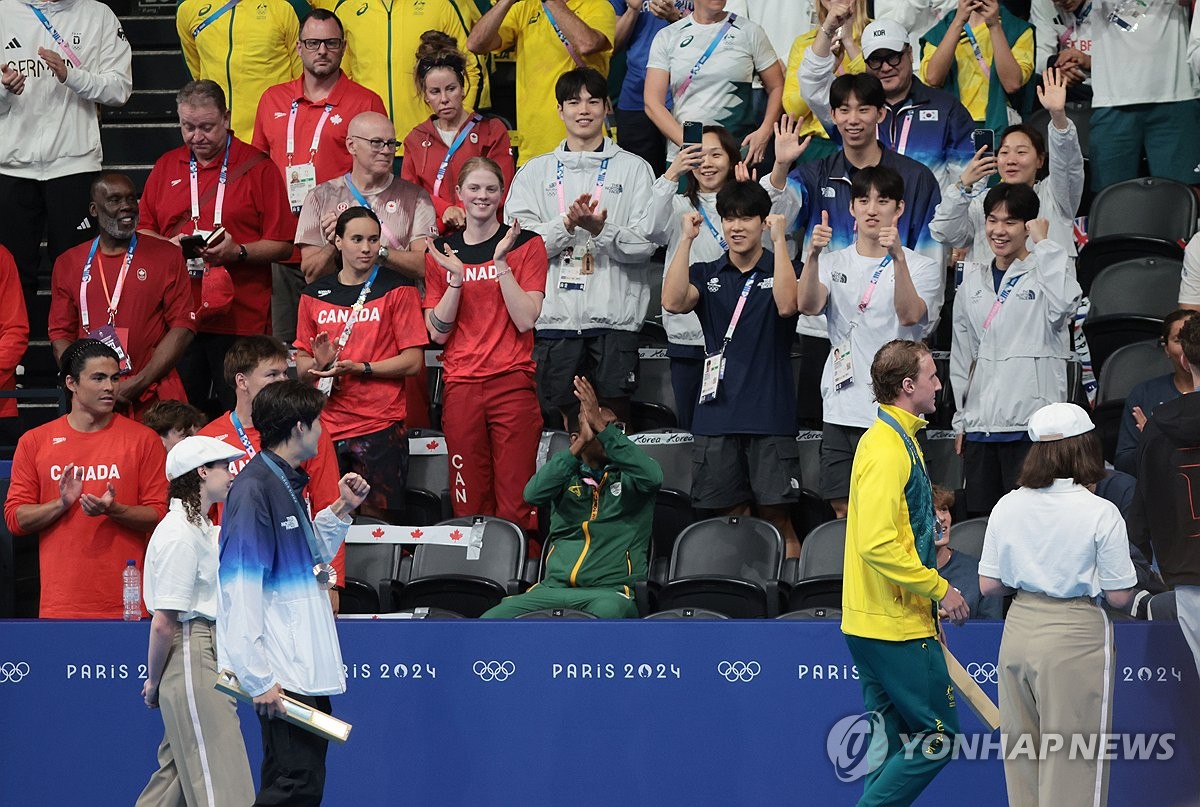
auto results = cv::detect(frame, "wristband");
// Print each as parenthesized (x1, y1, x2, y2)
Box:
(361, 361, 373, 376)
(496, 267, 513, 278)
(448, 281, 463, 288)
(237, 244, 248, 262)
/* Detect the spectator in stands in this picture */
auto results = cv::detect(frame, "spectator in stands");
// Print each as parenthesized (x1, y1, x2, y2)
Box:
(0, 246, 29, 439)
(799, 17, 975, 191)
(468, 0, 615, 166)
(505, 68, 659, 426)
(661, 182, 804, 556)
(218, 380, 369, 806)
(315, 0, 485, 158)
(1114, 310, 1198, 475)
(4, 340, 168, 618)
(980, 402, 1136, 806)
(296, 111, 437, 283)
(0, 0, 132, 294)
(402, 32, 515, 236)
(196, 335, 346, 611)
(136, 436, 254, 807)
(142, 399, 206, 453)
(745, 0, 815, 145)
(176, 0, 301, 142)
(1129, 314, 1200, 680)
(645, 120, 807, 429)
(49, 173, 195, 419)
(783, 0, 870, 165)
(874, 0, 956, 45)
(842, 338, 968, 805)
(1030, 0, 1094, 102)
(931, 485, 1002, 618)
(611, 0, 692, 171)
(921, 0, 1035, 137)
(1178, 232, 1200, 313)
(798, 166, 945, 518)
(482, 376, 660, 617)
(1087, 0, 1200, 191)
(294, 207, 426, 521)
(951, 184, 1081, 517)
(644, 0, 783, 167)
(139, 80, 295, 413)
(424, 158, 547, 533)
(930, 68, 1084, 269)
(253, 7, 387, 346)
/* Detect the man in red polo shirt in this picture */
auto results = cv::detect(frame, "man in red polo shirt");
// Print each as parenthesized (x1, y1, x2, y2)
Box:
(253, 7, 386, 345)
(49, 172, 195, 419)
(139, 80, 295, 412)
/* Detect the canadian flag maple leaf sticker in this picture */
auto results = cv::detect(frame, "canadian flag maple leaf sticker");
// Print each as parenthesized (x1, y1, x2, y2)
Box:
(449, 529, 463, 541)
(426, 440, 439, 450)
(371, 527, 384, 539)
(410, 528, 424, 540)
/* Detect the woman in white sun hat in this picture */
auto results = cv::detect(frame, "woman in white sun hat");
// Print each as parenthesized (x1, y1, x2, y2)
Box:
(136, 435, 254, 807)
(978, 402, 1137, 807)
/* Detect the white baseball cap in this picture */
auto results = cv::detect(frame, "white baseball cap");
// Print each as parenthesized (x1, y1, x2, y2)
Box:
(166, 435, 245, 481)
(862, 20, 910, 60)
(1027, 402, 1095, 442)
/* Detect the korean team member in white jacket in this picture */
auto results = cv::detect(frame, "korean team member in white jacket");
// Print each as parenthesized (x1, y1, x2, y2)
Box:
(950, 182, 1081, 516)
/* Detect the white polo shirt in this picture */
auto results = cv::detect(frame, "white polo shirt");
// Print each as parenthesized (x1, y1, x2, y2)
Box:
(979, 480, 1138, 598)
(143, 499, 220, 622)
(818, 243, 944, 428)
(1089, 0, 1199, 107)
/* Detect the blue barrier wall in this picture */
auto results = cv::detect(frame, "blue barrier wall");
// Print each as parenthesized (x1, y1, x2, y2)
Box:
(1, 620, 1197, 805)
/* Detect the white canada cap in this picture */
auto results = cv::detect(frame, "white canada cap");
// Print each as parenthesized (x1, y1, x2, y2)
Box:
(166, 435, 245, 481)
(1027, 402, 1095, 442)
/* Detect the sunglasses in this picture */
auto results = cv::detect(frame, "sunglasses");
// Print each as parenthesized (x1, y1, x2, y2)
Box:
(865, 50, 905, 70)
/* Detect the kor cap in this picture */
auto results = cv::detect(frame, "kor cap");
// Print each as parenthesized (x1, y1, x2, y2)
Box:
(862, 19, 910, 60)
(1027, 402, 1094, 443)
(166, 435, 245, 481)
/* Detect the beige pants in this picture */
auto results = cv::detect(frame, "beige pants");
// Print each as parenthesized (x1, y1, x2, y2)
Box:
(999, 590, 1115, 807)
(136, 619, 255, 807)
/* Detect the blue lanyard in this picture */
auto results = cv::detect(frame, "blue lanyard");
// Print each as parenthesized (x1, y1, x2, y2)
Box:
(698, 206, 727, 251)
(191, 0, 240, 38)
(856, 255, 894, 313)
(344, 174, 372, 209)
(260, 452, 329, 565)
(432, 114, 482, 196)
(541, 2, 585, 67)
(31, 5, 82, 66)
(229, 411, 257, 457)
(962, 24, 991, 79)
(675, 13, 737, 100)
(983, 270, 1023, 330)
(80, 235, 138, 332)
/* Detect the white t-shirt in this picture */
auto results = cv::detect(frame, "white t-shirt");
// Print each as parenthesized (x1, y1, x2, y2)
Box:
(743, 0, 814, 88)
(1180, 231, 1200, 306)
(647, 11, 780, 158)
(979, 480, 1138, 598)
(1089, 0, 1199, 107)
(818, 244, 944, 428)
(143, 499, 221, 622)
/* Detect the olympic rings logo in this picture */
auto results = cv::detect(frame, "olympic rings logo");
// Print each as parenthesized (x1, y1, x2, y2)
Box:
(716, 660, 761, 682)
(966, 662, 999, 684)
(0, 661, 30, 683)
(472, 660, 515, 682)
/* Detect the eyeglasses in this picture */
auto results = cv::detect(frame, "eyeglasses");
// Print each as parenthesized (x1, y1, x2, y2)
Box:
(865, 50, 905, 70)
(299, 37, 344, 51)
(348, 135, 401, 152)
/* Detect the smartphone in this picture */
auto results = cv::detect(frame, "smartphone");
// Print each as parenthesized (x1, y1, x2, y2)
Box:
(972, 128, 995, 154)
(180, 234, 205, 260)
(679, 121, 705, 192)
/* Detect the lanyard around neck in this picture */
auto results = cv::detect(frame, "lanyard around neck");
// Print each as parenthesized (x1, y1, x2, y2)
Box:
(432, 114, 482, 197)
(286, 100, 333, 166)
(31, 5, 82, 67)
(80, 236, 137, 332)
(190, 135, 232, 229)
(344, 174, 402, 250)
(556, 157, 609, 217)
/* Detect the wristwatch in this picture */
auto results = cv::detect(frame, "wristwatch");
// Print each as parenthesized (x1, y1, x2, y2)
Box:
(237, 244, 248, 262)
(377, 245, 389, 263)
(362, 361, 373, 376)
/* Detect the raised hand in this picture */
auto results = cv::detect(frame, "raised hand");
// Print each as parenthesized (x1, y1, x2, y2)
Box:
(441, 206, 467, 230)
(741, 128, 771, 168)
(977, 0, 1000, 27)
(337, 472, 371, 509)
(680, 210, 703, 241)
(427, 242, 465, 287)
(825, 0, 854, 30)
(58, 464, 83, 510)
(1026, 218, 1050, 243)
(773, 115, 811, 167)
(310, 331, 338, 370)
(765, 213, 788, 245)
(37, 48, 67, 83)
(732, 161, 758, 183)
(878, 212, 902, 256)
(573, 375, 604, 434)
(810, 210, 833, 254)
(664, 143, 704, 182)
(959, 145, 998, 187)
(1036, 67, 1068, 115)
(494, 219, 521, 263)
(568, 195, 607, 236)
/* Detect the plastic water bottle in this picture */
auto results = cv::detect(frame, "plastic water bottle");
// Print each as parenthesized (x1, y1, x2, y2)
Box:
(123, 560, 141, 622)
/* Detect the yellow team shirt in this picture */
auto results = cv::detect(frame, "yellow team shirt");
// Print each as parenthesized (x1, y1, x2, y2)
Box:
(177, 0, 303, 141)
(919, 23, 1034, 122)
(782, 27, 867, 142)
(497, 0, 615, 165)
(316, 0, 486, 154)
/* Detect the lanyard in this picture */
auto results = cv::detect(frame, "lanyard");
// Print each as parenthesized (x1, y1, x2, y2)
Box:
(30, 5, 82, 67)
(80, 236, 137, 332)
(555, 158, 609, 217)
(722, 272, 757, 346)
(962, 24, 991, 80)
(856, 255, 894, 313)
(675, 13, 737, 100)
(190, 135, 232, 229)
(698, 206, 727, 251)
(286, 100, 333, 167)
(1059, 1, 1092, 45)
(229, 411, 257, 458)
(343, 174, 401, 250)
(191, 0, 240, 38)
(260, 452, 330, 565)
(330, 264, 381, 359)
(894, 110, 914, 155)
(541, 1, 586, 67)
(983, 270, 1023, 330)
(432, 114, 482, 197)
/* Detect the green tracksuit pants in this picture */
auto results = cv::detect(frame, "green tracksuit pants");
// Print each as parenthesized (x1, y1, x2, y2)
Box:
(481, 585, 638, 619)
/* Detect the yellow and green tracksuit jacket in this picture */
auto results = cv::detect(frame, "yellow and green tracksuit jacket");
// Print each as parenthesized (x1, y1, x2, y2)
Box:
(842, 403, 949, 642)
(525, 425, 662, 595)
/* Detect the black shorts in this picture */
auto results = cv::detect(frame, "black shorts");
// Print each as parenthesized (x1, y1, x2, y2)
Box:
(533, 331, 639, 412)
(819, 423, 867, 501)
(690, 434, 803, 509)
(334, 422, 408, 511)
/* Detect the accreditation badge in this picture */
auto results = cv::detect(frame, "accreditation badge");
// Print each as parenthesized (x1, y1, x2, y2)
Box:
(287, 163, 318, 212)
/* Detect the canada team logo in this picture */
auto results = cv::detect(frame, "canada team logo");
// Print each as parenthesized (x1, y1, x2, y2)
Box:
(826, 711, 887, 782)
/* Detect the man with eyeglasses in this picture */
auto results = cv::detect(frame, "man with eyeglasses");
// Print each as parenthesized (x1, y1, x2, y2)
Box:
(177, 0, 302, 142)
(798, 15, 974, 192)
(253, 8, 386, 345)
(295, 111, 436, 282)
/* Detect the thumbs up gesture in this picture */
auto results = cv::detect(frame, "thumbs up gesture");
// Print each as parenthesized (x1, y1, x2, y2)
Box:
(878, 210, 902, 257)
(810, 210, 833, 254)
